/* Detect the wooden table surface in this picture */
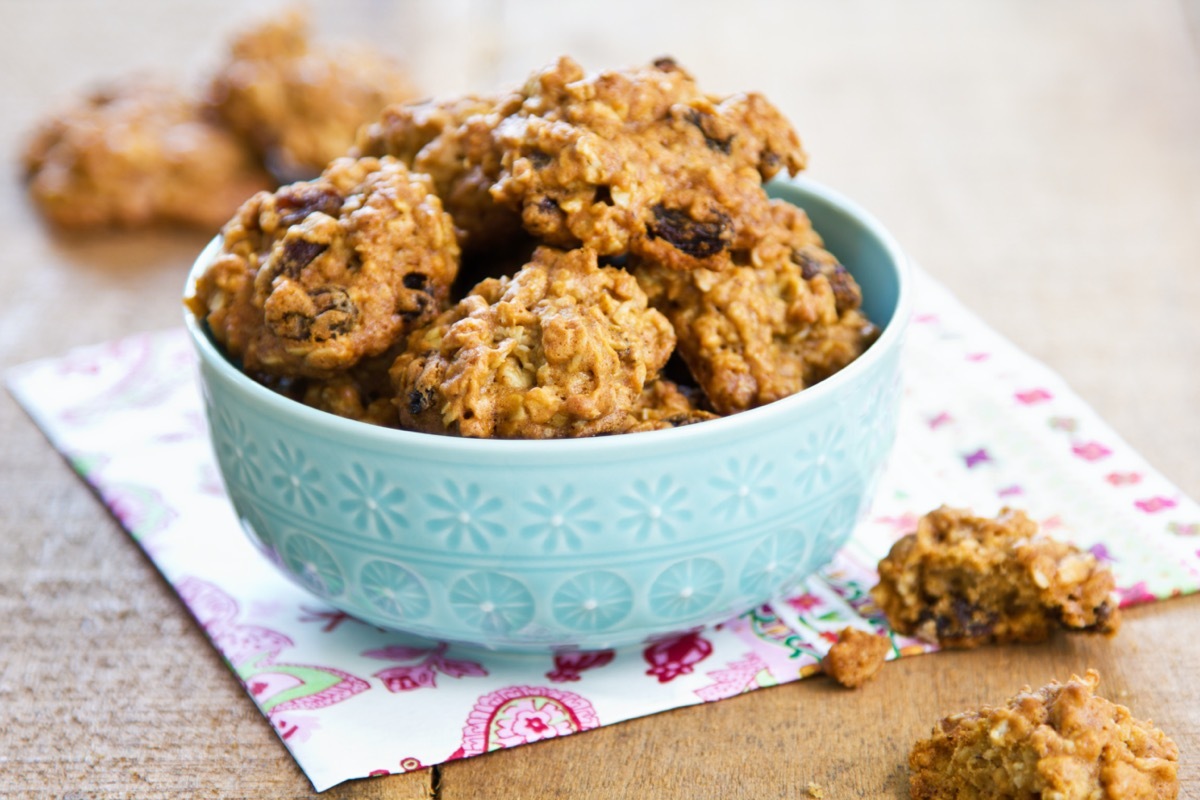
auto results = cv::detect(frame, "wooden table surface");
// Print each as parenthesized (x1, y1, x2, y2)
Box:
(4, 1, 1199, 797)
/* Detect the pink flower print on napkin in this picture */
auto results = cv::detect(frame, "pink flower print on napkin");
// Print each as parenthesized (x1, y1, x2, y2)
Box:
(927, 412, 953, 430)
(178, 578, 371, 717)
(273, 714, 321, 744)
(1168, 522, 1200, 537)
(694, 653, 776, 702)
(963, 448, 992, 469)
(1015, 388, 1053, 405)
(298, 606, 356, 633)
(1072, 441, 1112, 462)
(1117, 582, 1157, 607)
(364, 643, 487, 692)
(1106, 472, 1143, 487)
(1049, 416, 1079, 432)
(643, 631, 713, 683)
(785, 593, 822, 614)
(1134, 496, 1177, 514)
(453, 686, 600, 758)
(102, 483, 176, 543)
(368, 757, 425, 778)
(546, 650, 616, 683)
(493, 698, 578, 745)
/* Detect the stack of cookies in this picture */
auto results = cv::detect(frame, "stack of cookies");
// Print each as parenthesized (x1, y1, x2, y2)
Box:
(189, 56, 878, 438)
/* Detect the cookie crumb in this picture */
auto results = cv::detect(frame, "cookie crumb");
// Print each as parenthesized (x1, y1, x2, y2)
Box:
(805, 781, 824, 798)
(822, 627, 890, 688)
(909, 670, 1178, 799)
(872, 506, 1120, 648)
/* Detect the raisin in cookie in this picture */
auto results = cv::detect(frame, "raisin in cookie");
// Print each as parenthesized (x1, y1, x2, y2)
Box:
(910, 671, 1178, 800)
(208, 9, 415, 180)
(872, 506, 1120, 648)
(392, 246, 675, 438)
(491, 56, 806, 270)
(189, 156, 459, 378)
(634, 200, 876, 414)
(22, 78, 270, 230)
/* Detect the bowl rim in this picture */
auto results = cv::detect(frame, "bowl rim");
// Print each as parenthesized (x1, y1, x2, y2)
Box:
(183, 175, 912, 456)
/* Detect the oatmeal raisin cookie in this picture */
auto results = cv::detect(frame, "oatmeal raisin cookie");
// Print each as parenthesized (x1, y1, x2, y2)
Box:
(392, 246, 675, 438)
(189, 156, 459, 378)
(909, 671, 1179, 799)
(355, 92, 526, 253)
(491, 56, 806, 270)
(208, 9, 416, 180)
(635, 200, 875, 414)
(872, 506, 1120, 648)
(22, 78, 270, 229)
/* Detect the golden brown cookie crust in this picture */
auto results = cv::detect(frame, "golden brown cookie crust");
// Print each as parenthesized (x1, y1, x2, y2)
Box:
(822, 627, 891, 688)
(635, 200, 875, 414)
(620, 379, 719, 433)
(872, 506, 1121, 648)
(392, 246, 675, 438)
(190, 156, 459, 378)
(491, 56, 807, 270)
(358, 56, 804, 266)
(909, 671, 1179, 800)
(22, 78, 270, 230)
(355, 93, 526, 253)
(208, 9, 415, 180)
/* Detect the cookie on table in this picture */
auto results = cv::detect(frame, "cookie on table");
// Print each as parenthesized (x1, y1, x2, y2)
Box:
(822, 627, 891, 689)
(909, 671, 1178, 800)
(634, 200, 876, 414)
(21, 78, 271, 230)
(871, 506, 1120, 648)
(491, 56, 807, 271)
(208, 9, 416, 180)
(189, 156, 459, 378)
(355, 92, 526, 254)
(392, 246, 675, 438)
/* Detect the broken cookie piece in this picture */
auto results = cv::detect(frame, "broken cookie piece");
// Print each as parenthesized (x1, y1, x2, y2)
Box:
(822, 626, 890, 689)
(871, 506, 1120, 648)
(909, 671, 1178, 800)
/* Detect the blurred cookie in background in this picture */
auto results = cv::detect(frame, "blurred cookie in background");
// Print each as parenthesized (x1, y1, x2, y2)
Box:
(207, 8, 418, 182)
(21, 78, 271, 230)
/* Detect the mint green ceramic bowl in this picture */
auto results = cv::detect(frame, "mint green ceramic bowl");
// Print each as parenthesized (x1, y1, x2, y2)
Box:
(184, 176, 910, 651)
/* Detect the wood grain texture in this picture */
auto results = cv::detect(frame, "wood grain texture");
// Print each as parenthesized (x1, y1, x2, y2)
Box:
(2, 1, 1198, 797)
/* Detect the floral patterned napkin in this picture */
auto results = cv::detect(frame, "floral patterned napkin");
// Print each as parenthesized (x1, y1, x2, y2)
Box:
(7, 266, 1199, 792)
